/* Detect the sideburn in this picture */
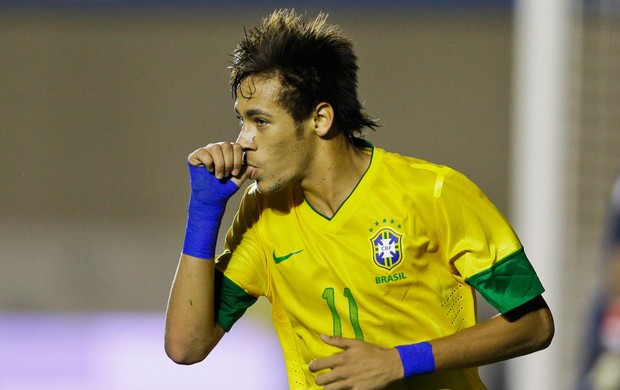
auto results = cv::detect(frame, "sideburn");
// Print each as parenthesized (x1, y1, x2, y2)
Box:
(294, 121, 305, 141)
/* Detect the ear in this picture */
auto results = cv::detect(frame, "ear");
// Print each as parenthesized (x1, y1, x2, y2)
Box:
(312, 102, 334, 137)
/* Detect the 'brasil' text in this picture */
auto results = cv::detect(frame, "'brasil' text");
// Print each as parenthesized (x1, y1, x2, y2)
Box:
(375, 272, 407, 284)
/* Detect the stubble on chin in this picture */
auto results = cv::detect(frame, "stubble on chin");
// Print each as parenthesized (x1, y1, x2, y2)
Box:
(255, 177, 290, 195)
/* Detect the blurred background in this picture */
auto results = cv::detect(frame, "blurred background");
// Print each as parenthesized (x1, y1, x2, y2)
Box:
(1, 0, 619, 389)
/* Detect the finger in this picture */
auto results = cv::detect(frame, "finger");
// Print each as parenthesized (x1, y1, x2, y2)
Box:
(309, 353, 340, 373)
(188, 147, 215, 169)
(319, 334, 357, 349)
(230, 163, 250, 188)
(189, 143, 237, 179)
(230, 143, 245, 177)
(213, 142, 236, 179)
(314, 369, 344, 387)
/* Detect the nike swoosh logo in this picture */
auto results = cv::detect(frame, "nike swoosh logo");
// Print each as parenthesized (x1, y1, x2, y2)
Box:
(273, 249, 304, 264)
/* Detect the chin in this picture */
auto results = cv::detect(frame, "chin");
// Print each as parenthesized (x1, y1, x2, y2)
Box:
(255, 179, 287, 195)
(254, 180, 269, 194)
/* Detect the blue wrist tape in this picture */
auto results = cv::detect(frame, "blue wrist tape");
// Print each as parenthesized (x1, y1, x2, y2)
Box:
(182, 163, 239, 259)
(395, 342, 436, 377)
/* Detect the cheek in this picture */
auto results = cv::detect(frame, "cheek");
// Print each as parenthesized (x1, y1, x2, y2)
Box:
(289, 141, 313, 174)
(261, 130, 311, 176)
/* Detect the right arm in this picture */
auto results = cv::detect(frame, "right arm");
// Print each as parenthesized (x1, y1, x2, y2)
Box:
(165, 254, 225, 364)
(164, 142, 248, 364)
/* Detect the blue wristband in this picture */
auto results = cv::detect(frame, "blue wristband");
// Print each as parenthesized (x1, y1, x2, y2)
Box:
(182, 163, 239, 259)
(395, 342, 436, 377)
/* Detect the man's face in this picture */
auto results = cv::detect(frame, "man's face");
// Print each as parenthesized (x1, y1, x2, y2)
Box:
(235, 76, 314, 194)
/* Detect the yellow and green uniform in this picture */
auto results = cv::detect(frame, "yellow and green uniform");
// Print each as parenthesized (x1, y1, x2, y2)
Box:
(214, 144, 544, 390)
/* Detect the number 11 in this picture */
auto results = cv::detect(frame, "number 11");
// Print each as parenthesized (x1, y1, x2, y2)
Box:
(322, 287, 364, 340)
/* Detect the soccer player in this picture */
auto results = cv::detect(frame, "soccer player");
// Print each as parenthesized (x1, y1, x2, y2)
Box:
(165, 9, 554, 389)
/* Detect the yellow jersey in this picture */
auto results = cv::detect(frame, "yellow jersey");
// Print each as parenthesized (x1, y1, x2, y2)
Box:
(214, 145, 544, 389)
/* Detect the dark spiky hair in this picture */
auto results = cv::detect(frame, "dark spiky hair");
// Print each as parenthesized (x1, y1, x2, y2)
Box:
(229, 9, 377, 141)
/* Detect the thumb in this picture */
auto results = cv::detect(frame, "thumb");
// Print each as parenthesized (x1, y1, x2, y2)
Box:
(230, 164, 252, 188)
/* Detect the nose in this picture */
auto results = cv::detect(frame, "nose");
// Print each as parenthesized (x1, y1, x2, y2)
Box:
(236, 127, 256, 148)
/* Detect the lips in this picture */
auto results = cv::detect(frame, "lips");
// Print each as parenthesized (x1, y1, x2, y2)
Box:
(249, 166, 258, 180)
(243, 152, 259, 181)
(244, 163, 258, 180)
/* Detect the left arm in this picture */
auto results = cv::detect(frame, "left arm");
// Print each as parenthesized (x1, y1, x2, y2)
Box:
(431, 295, 554, 370)
(310, 295, 554, 390)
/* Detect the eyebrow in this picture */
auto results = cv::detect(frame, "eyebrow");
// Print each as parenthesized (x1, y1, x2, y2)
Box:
(235, 108, 272, 118)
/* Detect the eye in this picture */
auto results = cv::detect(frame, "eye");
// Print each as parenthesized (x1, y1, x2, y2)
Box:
(236, 115, 244, 126)
(255, 118, 268, 127)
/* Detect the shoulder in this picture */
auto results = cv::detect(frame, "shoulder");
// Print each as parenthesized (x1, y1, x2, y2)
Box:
(379, 148, 453, 176)
(377, 147, 467, 195)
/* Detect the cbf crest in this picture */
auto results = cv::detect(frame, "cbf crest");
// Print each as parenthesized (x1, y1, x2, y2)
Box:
(370, 227, 403, 270)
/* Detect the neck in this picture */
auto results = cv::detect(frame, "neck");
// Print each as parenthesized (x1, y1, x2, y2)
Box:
(301, 138, 371, 218)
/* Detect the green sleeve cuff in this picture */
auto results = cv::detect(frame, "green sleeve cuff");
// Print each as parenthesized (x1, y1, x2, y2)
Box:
(214, 271, 258, 331)
(466, 248, 545, 313)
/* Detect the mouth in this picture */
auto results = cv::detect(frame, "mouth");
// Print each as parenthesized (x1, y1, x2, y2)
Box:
(243, 153, 258, 180)
(244, 162, 257, 180)
(247, 166, 258, 181)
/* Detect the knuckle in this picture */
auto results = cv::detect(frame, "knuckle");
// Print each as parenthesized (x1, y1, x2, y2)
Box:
(340, 366, 353, 378)
(218, 141, 234, 150)
(188, 147, 203, 159)
(187, 152, 201, 163)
